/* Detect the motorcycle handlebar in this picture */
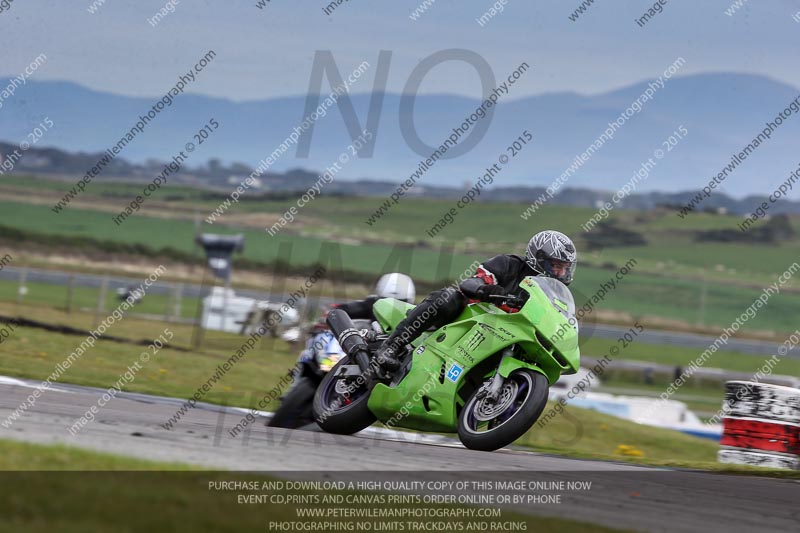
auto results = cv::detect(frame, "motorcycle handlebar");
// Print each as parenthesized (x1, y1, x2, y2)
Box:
(486, 294, 525, 307)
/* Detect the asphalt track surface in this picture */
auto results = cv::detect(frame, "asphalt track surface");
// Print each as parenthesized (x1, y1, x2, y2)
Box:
(1, 376, 798, 532)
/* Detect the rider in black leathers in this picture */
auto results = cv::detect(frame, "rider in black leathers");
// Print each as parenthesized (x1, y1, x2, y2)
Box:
(376, 230, 578, 370)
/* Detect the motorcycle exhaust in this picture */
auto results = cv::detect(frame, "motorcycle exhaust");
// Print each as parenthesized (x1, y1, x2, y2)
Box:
(326, 309, 372, 373)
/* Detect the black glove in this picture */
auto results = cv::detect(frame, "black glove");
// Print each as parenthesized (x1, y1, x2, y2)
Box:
(505, 296, 527, 309)
(475, 283, 505, 301)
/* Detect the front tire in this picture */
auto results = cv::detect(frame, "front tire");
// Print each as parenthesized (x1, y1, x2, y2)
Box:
(312, 355, 376, 435)
(458, 369, 548, 452)
(268, 377, 316, 429)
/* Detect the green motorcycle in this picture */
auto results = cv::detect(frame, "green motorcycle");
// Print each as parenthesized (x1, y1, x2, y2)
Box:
(312, 276, 580, 451)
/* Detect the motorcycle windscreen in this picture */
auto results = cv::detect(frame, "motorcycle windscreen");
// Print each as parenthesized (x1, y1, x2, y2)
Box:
(530, 277, 577, 331)
(372, 297, 415, 334)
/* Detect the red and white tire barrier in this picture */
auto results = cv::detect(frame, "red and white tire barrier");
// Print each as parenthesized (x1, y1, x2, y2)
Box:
(717, 381, 799, 470)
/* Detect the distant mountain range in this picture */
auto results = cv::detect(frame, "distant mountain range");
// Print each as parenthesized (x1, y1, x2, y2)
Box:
(3, 141, 800, 217)
(1, 73, 799, 198)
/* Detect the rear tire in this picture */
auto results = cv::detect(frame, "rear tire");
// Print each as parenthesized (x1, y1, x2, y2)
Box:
(458, 369, 548, 452)
(312, 355, 376, 435)
(268, 377, 316, 429)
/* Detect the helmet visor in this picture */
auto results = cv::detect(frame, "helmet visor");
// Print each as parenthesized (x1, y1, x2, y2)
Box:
(542, 258, 576, 285)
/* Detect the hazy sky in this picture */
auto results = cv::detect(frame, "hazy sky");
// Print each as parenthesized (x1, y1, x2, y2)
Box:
(2, 0, 799, 101)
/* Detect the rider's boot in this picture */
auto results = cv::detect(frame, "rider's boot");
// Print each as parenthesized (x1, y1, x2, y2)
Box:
(375, 295, 447, 371)
(374, 328, 407, 372)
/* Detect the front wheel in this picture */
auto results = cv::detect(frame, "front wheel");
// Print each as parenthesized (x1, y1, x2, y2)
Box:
(312, 355, 376, 435)
(458, 369, 548, 452)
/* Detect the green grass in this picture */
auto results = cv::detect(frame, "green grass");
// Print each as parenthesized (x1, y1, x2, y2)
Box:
(5, 195, 800, 336)
(572, 263, 800, 334)
(0, 324, 298, 407)
(0, 174, 215, 202)
(8, 173, 800, 280)
(580, 336, 800, 375)
(6, 254, 800, 337)
(0, 278, 200, 319)
(0, 301, 204, 349)
(6, 176, 800, 284)
(0, 438, 194, 470)
(6, 170, 800, 337)
(519, 400, 717, 464)
(0, 198, 484, 281)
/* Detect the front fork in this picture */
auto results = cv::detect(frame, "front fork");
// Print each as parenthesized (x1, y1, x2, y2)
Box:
(478, 346, 515, 401)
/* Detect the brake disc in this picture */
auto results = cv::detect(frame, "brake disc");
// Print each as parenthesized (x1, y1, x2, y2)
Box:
(473, 380, 519, 422)
(334, 379, 353, 395)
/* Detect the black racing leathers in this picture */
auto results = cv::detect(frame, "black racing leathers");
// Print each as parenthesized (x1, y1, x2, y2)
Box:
(380, 255, 538, 356)
(460, 254, 538, 303)
(333, 295, 381, 321)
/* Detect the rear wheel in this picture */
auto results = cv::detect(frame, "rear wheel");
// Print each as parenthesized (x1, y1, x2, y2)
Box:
(458, 369, 548, 452)
(267, 377, 316, 429)
(312, 355, 376, 435)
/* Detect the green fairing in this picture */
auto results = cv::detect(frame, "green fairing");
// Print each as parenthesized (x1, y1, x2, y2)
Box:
(368, 277, 580, 433)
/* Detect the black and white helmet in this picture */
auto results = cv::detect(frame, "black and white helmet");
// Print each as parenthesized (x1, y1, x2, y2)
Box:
(525, 230, 577, 285)
(375, 273, 416, 302)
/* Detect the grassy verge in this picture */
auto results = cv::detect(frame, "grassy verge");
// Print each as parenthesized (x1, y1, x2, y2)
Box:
(0, 301, 211, 351)
(0, 438, 194, 470)
(0, 324, 298, 407)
